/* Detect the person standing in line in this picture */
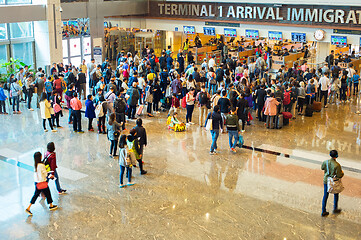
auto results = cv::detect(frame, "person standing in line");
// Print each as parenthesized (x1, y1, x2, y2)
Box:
(185, 88, 195, 125)
(196, 86, 210, 127)
(118, 135, 136, 188)
(133, 118, 147, 175)
(225, 107, 240, 153)
(65, 84, 75, 124)
(107, 113, 121, 157)
(206, 105, 223, 155)
(297, 82, 306, 115)
(236, 93, 249, 133)
(10, 78, 22, 114)
(85, 94, 96, 131)
(321, 150, 344, 217)
(25, 152, 58, 215)
(51, 91, 63, 128)
(264, 92, 279, 129)
(39, 92, 57, 132)
(319, 72, 330, 108)
(127, 129, 143, 174)
(0, 82, 8, 114)
(77, 69, 87, 100)
(35, 74, 45, 108)
(352, 70, 359, 96)
(126, 82, 140, 119)
(87, 58, 96, 88)
(25, 74, 35, 111)
(114, 88, 127, 130)
(255, 85, 266, 121)
(70, 92, 84, 133)
(45, 142, 67, 195)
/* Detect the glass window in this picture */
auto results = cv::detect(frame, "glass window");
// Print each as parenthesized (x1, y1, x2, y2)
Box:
(82, 37, 91, 55)
(6, 0, 31, 5)
(70, 56, 81, 68)
(0, 45, 7, 73)
(69, 38, 81, 56)
(62, 39, 68, 58)
(0, 24, 6, 40)
(63, 58, 69, 66)
(84, 54, 91, 65)
(11, 42, 34, 66)
(10, 22, 33, 39)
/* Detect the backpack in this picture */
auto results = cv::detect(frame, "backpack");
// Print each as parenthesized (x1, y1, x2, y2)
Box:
(4, 82, 9, 90)
(64, 72, 70, 84)
(42, 153, 53, 172)
(216, 69, 223, 81)
(199, 92, 208, 105)
(325, 55, 329, 63)
(61, 80, 67, 91)
(283, 90, 291, 105)
(114, 98, 126, 113)
(181, 96, 187, 108)
(44, 81, 53, 93)
(95, 102, 104, 118)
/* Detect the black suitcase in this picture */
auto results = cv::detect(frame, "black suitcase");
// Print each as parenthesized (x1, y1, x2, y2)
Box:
(305, 105, 313, 117)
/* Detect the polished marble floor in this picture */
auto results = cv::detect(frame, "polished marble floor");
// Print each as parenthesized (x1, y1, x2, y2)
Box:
(0, 97, 361, 240)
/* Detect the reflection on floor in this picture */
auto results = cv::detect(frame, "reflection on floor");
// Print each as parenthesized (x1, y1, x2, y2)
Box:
(0, 97, 361, 239)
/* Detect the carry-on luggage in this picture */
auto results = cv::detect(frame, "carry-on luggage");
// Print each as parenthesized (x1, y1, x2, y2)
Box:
(281, 112, 292, 119)
(136, 105, 144, 116)
(305, 105, 313, 117)
(312, 101, 322, 112)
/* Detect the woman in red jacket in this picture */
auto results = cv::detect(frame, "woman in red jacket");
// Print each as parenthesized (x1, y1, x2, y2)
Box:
(45, 142, 67, 194)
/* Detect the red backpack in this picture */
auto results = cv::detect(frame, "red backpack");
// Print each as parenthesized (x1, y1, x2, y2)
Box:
(283, 90, 291, 105)
(181, 95, 187, 108)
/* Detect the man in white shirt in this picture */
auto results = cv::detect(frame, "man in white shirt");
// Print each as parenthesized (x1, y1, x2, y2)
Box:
(347, 63, 356, 97)
(208, 56, 215, 70)
(319, 73, 330, 108)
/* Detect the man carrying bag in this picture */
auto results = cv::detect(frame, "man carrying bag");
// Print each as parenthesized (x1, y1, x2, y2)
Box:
(321, 150, 344, 217)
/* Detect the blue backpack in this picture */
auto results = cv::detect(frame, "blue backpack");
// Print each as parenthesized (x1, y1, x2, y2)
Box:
(44, 81, 53, 93)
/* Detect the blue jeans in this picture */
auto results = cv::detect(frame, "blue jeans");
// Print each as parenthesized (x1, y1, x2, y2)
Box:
(210, 129, 219, 152)
(12, 96, 19, 111)
(53, 169, 63, 192)
(228, 130, 238, 149)
(120, 165, 132, 185)
(68, 108, 73, 123)
(322, 184, 339, 213)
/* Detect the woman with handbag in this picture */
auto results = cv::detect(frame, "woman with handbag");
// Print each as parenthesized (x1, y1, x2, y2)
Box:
(51, 90, 63, 128)
(321, 150, 344, 217)
(107, 113, 121, 157)
(26, 152, 58, 215)
(39, 92, 57, 132)
(118, 134, 136, 188)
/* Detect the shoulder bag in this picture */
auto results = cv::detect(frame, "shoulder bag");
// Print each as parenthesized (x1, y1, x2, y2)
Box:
(326, 160, 344, 194)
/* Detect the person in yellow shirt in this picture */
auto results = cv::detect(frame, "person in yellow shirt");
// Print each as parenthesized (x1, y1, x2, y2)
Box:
(79, 59, 87, 73)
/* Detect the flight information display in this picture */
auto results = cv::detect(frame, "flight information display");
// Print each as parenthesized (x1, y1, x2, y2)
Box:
(331, 35, 347, 46)
(203, 27, 215, 36)
(224, 28, 237, 37)
(268, 31, 283, 41)
(245, 29, 259, 39)
(291, 32, 306, 43)
(183, 26, 195, 34)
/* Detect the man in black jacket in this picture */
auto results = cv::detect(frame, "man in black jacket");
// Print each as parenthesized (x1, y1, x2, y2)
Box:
(77, 70, 87, 100)
(133, 118, 147, 175)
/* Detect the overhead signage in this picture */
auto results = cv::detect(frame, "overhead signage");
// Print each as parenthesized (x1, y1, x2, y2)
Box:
(333, 29, 361, 35)
(245, 29, 259, 39)
(183, 26, 195, 34)
(205, 21, 240, 28)
(151, 1, 361, 29)
(224, 28, 237, 37)
(331, 35, 347, 46)
(291, 32, 306, 43)
(269, 31, 282, 41)
(203, 27, 216, 36)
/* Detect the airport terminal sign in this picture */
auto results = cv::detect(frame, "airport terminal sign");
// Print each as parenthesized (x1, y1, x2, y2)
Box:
(150, 1, 361, 29)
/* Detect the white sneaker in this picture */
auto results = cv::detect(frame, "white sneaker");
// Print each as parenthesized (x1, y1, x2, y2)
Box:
(241, 130, 245, 133)
(29, 108, 34, 111)
(190, 122, 195, 125)
(51, 129, 57, 132)
(186, 123, 190, 126)
(44, 129, 48, 132)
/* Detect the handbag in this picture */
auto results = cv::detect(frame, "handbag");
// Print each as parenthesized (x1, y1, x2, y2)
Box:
(53, 96, 62, 113)
(326, 160, 344, 194)
(205, 119, 213, 131)
(36, 181, 48, 190)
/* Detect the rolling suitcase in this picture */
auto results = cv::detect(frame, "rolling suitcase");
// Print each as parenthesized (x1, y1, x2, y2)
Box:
(312, 101, 322, 112)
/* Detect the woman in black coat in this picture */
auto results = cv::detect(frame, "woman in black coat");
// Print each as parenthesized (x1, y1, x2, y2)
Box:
(152, 80, 162, 113)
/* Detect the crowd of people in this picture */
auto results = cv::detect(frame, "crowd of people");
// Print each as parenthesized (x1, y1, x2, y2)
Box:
(0, 43, 353, 217)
